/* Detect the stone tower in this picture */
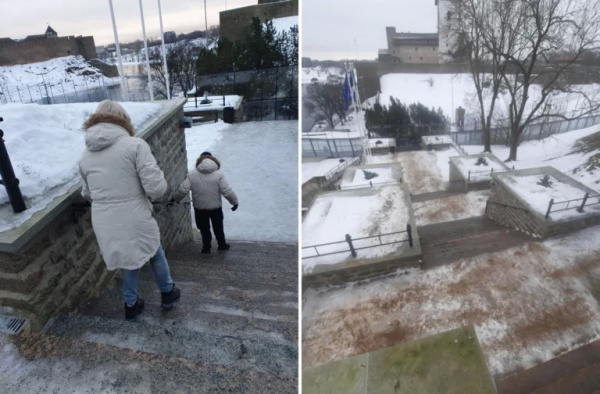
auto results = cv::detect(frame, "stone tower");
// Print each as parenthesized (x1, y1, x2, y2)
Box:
(436, 0, 455, 62)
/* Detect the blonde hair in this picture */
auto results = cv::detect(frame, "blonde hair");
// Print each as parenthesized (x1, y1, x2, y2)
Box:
(95, 100, 132, 124)
(84, 100, 135, 136)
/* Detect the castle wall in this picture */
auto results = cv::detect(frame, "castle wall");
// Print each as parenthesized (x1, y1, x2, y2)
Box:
(220, 0, 298, 43)
(0, 35, 97, 66)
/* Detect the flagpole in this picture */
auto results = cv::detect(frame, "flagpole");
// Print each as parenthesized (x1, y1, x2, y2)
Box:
(204, 0, 209, 47)
(138, 0, 154, 101)
(157, 0, 170, 99)
(108, 0, 128, 101)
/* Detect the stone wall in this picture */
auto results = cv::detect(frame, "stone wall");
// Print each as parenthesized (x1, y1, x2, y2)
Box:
(303, 254, 420, 290)
(0, 99, 193, 331)
(485, 183, 544, 238)
(220, 0, 298, 43)
(0, 35, 98, 66)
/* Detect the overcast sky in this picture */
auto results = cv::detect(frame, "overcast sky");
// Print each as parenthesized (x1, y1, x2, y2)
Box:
(302, 0, 439, 61)
(0, 0, 256, 46)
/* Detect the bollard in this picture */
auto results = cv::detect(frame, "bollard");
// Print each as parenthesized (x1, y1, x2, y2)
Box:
(0, 118, 27, 213)
(345, 234, 357, 257)
(407, 224, 413, 247)
(577, 193, 589, 213)
(545, 198, 554, 219)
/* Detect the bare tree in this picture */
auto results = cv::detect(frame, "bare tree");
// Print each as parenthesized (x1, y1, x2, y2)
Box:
(304, 82, 345, 130)
(151, 40, 198, 99)
(449, 0, 600, 161)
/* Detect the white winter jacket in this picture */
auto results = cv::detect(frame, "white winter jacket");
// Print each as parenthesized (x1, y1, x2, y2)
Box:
(174, 156, 238, 210)
(79, 118, 167, 270)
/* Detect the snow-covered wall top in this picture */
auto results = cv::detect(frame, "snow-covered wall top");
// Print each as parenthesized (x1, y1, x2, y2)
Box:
(0, 102, 164, 232)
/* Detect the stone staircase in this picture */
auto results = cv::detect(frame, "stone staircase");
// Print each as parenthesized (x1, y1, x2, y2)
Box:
(7, 238, 298, 393)
(418, 216, 533, 270)
(495, 338, 600, 393)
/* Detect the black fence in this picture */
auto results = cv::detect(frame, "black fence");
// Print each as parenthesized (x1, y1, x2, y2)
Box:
(302, 137, 363, 158)
(302, 225, 414, 260)
(545, 193, 600, 219)
(195, 65, 298, 121)
(450, 115, 600, 146)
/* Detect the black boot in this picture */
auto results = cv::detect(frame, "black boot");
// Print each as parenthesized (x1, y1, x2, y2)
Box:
(218, 244, 230, 251)
(124, 298, 145, 320)
(161, 284, 180, 310)
(201, 246, 211, 254)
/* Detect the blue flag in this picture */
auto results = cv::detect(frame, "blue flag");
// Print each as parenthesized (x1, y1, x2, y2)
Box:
(343, 71, 352, 111)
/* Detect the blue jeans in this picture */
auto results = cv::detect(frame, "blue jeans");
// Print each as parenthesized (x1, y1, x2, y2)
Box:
(123, 245, 174, 306)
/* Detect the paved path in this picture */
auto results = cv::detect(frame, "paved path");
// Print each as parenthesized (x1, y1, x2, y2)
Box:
(418, 216, 533, 269)
(411, 190, 463, 202)
(496, 338, 600, 393)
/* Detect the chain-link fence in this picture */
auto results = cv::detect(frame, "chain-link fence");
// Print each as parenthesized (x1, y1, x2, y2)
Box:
(450, 115, 600, 145)
(0, 75, 151, 105)
(196, 65, 298, 121)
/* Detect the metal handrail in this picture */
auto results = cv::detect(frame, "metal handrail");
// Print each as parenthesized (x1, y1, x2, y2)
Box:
(302, 226, 413, 260)
(339, 180, 400, 190)
(545, 192, 600, 219)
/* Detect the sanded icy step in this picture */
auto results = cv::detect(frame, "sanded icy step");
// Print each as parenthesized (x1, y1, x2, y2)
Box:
(496, 338, 600, 394)
(46, 313, 298, 379)
(165, 239, 298, 273)
(75, 283, 298, 343)
(144, 262, 298, 290)
(7, 331, 296, 393)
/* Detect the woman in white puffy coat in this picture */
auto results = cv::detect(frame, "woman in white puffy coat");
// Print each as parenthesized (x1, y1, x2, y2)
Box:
(79, 100, 180, 319)
(172, 152, 238, 253)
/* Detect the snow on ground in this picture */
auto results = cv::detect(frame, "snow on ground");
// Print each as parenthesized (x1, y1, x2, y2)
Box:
(302, 186, 409, 271)
(454, 154, 509, 181)
(0, 102, 164, 232)
(340, 167, 396, 189)
(302, 158, 350, 184)
(184, 120, 298, 242)
(413, 190, 489, 226)
(302, 224, 600, 377)
(301, 67, 344, 84)
(378, 73, 600, 124)
(506, 174, 600, 220)
(0, 56, 119, 103)
(183, 95, 242, 111)
(0, 105, 297, 243)
(464, 123, 600, 191)
(422, 135, 453, 146)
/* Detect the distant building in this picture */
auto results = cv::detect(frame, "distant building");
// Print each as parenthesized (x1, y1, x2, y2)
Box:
(220, 0, 298, 43)
(164, 31, 176, 44)
(45, 25, 57, 38)
(378, 0, 460, 64)
(0, 26, 97, 66)
(383, 28, 439, 64)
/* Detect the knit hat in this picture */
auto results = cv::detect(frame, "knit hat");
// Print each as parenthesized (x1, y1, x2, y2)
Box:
(201, 151, 212, 156)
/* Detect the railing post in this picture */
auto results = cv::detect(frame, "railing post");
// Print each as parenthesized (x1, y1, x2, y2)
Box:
(407, 224, 413, 247)
(0, 120, 27, 213)
(345, 234, 357, 257)
(577, 193, 589, 213)
(545, 198, 554, 219)
(370, 181, 373, 187)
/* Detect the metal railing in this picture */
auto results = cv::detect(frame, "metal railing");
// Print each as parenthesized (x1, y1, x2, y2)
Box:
(323, 156, 361, 180)
(545, 193, 600, 219)
(449, 115, 600, 146)
(339, 180, 401, 190)
(302, 224, 414, 260)
(467, 166, 515, 183)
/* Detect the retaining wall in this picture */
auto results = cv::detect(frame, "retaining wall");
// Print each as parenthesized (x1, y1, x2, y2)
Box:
(0, 99, 193, 331)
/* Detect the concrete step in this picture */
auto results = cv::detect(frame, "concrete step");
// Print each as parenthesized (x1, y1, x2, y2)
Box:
(165, 238, 298, 274)
(75, 281, 297, 342)
(46, 312, 298, 379)
(496, 339, 600, 394)
(417, 216, 533, 269)
(147, 261, 298, 290)
(8, 331, 296, 393)
(411, 190, 463, 203)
